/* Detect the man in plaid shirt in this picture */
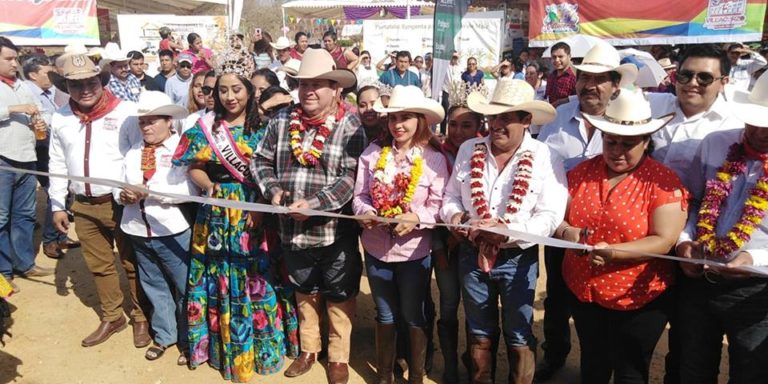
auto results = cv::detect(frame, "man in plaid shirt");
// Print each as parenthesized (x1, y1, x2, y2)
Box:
(545, 42, 577, 105)
(105, 58, 141, 102)
(252, 48, 365, 384)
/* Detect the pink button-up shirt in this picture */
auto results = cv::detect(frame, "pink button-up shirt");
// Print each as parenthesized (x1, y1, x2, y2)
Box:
(353, 142, 448, 262)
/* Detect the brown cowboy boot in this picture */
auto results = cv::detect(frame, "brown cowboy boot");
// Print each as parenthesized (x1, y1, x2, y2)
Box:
(469, 336, 493, 384)
(376, 323, 396, 384)
(408, 326, 428, 384)
(508, 345, 536, 384)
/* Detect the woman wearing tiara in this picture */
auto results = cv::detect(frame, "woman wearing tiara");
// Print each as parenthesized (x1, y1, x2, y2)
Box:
(172, 42, 294, 382)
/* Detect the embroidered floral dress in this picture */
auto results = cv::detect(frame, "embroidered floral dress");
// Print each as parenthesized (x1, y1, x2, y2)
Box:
(172, 122, 298, 382)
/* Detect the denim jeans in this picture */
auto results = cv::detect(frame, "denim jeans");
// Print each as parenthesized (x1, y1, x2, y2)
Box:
(366, 253, 432, 327)
(678, 276, 768, 384)
(459, 242, 538, 347)
(35, 144, 66, 246)
(434, 248, 461, 324)
(131, 229, 191, 347)
(0, 157, 38, 279)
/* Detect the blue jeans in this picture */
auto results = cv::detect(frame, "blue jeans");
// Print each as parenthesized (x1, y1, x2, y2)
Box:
(679, 276, 768, 384)
(435, 248, 461, 324)
(131, 229, 191, 347)
(35, 144, 65, 246)
(459, 242, 538, 347)
(365, 253, 432, 327)
(0, 158, 38, 279)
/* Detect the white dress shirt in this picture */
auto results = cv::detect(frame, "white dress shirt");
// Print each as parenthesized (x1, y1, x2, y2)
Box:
(538, 99, 603, 172)
(442, 63, 463, 94)
(48, 101, 142, 211)
(729, 52, 768, 93)
(440, 133, 568, 249)
(649, 92, 742, 187)
(117, 134, 199, 238)
(678, 129, 768, 268)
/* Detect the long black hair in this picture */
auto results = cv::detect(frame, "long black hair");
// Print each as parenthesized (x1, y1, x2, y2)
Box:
(212, 73, 260, 135)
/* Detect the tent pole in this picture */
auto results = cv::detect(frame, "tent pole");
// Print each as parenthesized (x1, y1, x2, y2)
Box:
(282, 6, 287, 35)
(407, 0, 411, 19)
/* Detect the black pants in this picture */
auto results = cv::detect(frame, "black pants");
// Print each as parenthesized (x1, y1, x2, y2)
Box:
(569, 289, 671, 384)
(541, 246, 571, 364)
(678, 276, 768, 384)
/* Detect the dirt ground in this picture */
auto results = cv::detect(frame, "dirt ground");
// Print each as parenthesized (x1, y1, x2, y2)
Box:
(0, 190, 729, 384)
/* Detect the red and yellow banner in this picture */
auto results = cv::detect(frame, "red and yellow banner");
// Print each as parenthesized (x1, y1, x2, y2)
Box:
(0, 0, 99, 46)
(529, 0, 767, 47)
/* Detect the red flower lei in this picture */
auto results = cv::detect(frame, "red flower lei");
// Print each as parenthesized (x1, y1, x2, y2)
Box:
(469, 142, 534, 272)
(288, 105, 344, 166)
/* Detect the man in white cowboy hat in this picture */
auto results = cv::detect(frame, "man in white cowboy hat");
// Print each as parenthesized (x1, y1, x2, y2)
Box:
(101, 43, 142, 103)
(440, 78, 567, 384)
(116, 91, 198, 363)
(535, 41, 638, 381)
(48, 52, 150, 349)
(0, 36, 54, 294)
(251, 48, 365, 384)
(675, 70, 768, 384)
(270, 36, 294, 71)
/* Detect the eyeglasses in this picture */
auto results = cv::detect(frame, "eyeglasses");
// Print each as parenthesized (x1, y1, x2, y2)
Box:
(675, 70, 725, 86)
(201, 86, 214, 95)
(179, 63, 192, 69)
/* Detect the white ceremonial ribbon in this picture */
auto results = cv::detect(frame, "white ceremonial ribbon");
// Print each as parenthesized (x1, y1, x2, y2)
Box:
(6, 164, 767, 277)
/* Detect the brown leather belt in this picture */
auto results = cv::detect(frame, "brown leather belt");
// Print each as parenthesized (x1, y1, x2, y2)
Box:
(75, 194, 113, 205)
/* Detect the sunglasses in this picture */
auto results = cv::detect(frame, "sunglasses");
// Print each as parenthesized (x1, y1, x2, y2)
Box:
(675, 70, 725, 86)
(179, 63, 192, 69)
(201, 86, 214, 95)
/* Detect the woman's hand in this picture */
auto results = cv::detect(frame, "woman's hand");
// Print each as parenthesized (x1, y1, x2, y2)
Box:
(392, 212, 419, 237)
(589, 242, 614, 266)
(245, 211, 263, 231)
(205, 182, 220, 197)
(358, 211, 380, 230)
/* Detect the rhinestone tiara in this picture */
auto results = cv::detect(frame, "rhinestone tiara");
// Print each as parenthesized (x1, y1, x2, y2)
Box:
(215, 35, 255, 79)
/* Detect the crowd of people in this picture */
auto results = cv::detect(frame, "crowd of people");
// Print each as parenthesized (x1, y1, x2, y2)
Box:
(1, 23, 768, 384)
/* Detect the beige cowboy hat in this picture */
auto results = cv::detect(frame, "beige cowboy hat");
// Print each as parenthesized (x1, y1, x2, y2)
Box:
(48, 53, 110, 93)
(134, 91, 189, 119)
(373, 85, 445, 125)
(731, 70, 768, 128)
(98, 42, 130, 67)
(583, 86, 675, 136)
(64, 43, 88, 55)
(270, 36, 293, 50)
(279, 59, 301, 76)
(574, 43, 639, 87)
(657, 58, 676, 70)
(467, 78, 556, 125)
(287, 48, 356, 89)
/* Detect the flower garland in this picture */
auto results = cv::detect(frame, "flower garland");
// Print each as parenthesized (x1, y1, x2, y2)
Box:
(288, 108, 336, 166)
(370, 146, 424, 218)
(696, 142, 768, 260)
(469, 142, 534, 223)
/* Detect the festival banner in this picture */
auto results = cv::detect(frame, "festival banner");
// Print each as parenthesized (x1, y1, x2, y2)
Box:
(0, 0, 100, 46)
(430, 0, 469, 103)
(529, 0, 768, 47)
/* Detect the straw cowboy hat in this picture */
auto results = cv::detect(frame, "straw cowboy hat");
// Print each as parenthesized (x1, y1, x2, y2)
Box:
(48, 53, 110, 93)
(134, 91, 189, 119)
(731, 70, 768, 128)
(99, 42, 130, 67)
(373, 85, 445, 125)
(287, 48, 356, 88)
(657, 58, 676, 70)
(583, 86, 675, 136)
(574, 43, 639, 87)
(467, 78, 556, 125)
(270, 36, 293, 50)
(64, 43, 88, 55)
(279, 59, 301, 76)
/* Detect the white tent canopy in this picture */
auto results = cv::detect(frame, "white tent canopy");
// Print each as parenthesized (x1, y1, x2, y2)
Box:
(282, 0, 435, 20)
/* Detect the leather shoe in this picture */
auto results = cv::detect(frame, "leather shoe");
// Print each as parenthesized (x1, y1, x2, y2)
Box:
(133, 321, 151, 348)
(43, 242, 64, 259)
(82, 317, 127, 347)
(21, 265, 54, 277)
(59, 238, 81, 250)
(284, 352, 317, 377)
(327, 362, 349, 384)
(9, 280, 19, 294)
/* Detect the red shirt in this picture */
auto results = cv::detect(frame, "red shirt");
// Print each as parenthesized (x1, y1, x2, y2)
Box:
(563, 156, 688, 311)
(545, 66, 576, 105)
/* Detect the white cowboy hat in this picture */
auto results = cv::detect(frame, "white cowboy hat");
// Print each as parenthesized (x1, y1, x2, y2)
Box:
(467, 78, 556, 125)
(574, 43, 639, 87)
(373, 85, 445, 126)
(583, 86, 675, 136)
(270, 36, 293, 50)
(279, 59, 301, 76)
(99, 42, 130, 67)
(731, 70, 768, 128)
(134, 91, 189, 119)
(288, 48, 356, 89)
(657, 58, 676, 70)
